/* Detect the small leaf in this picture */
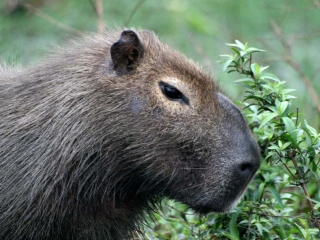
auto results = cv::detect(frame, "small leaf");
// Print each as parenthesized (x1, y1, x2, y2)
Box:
(282, 117, 296, 132)
(235, 78, 255, 84)
(278, 101, 289, 116)
(272, 225, 286, 240)
(251, 63, 260, 78)
(226, 43, 238, 47)
(255, 223, 264, 236)
(257, 182, 266, 200)
(231, 47, 241, 56)
(281, 88, 296, 94)
(292, 221, 307, 238)
(268, 145, 280, 150)
(221, 232, 239, 240)
(240, 51, 246, 57)
(304, 120, 319, 139)
(259, 112, 279, 129)
(220, 54, 233, 58)
(260, 65, 269, 73)
(223, 59, 233, 72)
(259, 72, 281, 82)
(164, 217, 179, 223)
(266, 106, 278, 113)
(179, 212, 188, 224)
(235, 40, 245, 50)
(280, 142, 291, 150)
(268, 185, 284, 208)
(246, 47, 265, 53)
(285, 95, 297, 99)
(229, 211, 240, 239)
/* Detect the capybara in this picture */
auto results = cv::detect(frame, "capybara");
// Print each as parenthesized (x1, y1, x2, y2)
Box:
(0, 28, 260, 239)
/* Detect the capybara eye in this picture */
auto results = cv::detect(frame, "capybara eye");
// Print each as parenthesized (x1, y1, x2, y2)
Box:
(159, 82, 186, 103)
(163, 85, 181, 99)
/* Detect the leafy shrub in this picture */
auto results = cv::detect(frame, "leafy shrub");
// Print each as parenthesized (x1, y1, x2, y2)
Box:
(144, 41, 320, 239)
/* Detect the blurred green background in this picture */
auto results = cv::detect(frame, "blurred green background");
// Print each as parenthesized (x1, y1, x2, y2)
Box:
(1, 0, 320, 128)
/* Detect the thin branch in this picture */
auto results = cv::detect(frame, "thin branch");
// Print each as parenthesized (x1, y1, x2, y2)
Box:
(270, 21, 320, 116)
(313, 0, 320, 9)
(124, 0, 146, 26)
(22, 3, 82, 35)
(95, 0, 104, 34)
(244, 210, 312, 219)
(246, 210, 252, 240)
(288, 152, 320, 231)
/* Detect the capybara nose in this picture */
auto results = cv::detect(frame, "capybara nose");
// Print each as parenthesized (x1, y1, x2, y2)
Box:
(236, 161, 257, 180)
(235, 141, 260, 181)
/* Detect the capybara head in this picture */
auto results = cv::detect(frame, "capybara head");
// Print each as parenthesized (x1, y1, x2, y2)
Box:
(0, 28, 260, 239)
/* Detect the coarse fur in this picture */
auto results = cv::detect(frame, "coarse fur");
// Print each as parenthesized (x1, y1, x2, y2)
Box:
(0, 28, 260, 239)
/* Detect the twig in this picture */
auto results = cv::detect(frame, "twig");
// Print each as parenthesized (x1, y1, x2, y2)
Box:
(22, 3, 82, 35)
(270, 21, 320, 116)
(124, 0, 146, 26)
(244, 210, 311, 219)
(313, 0, 320, 9)
(95, 0, 104, 34)
(246, 210, 252, 240)
(288, 152, 320, 231)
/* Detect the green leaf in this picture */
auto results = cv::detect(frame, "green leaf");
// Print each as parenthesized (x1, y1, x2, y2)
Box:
(229, 211, 240, 239)
(256, 223, 264, 236)
(220, 54, 233, 58)
(179, 212, 188, 224)
(257, 182, 266, 200)
(292, 221, 307, 239)
(223, 59, 233, 72)
(285, 95, 297, 99)
(226, 43, 239, 47)
(272, 225, 286, 240)
(164, 217, 179, 223)
(268, 145, 280, 150)
(235, 39, 245, 50)
(231, 47, 241, 56)
(280, 142, 291, 150)
(245, 47, 265, 55)
(259, 112, 279, 129)
(246, 47, 264, 52)
(281, 88, 296, 94)
(282, 117, 296, 132)
(235, 78, 255, 84)
(221, 232, 239, 240)
(278, 101, 289, 116)
(259, 72, 281, 81)
(268, 185, 284, 208)
(260, 65, 269, 73)
(251, 63, 260, 78)
(266, 106, 278, 113)
(304, 120, 319, 139)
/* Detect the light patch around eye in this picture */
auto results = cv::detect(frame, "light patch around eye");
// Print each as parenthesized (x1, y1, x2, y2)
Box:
(154, 77, 197, 114)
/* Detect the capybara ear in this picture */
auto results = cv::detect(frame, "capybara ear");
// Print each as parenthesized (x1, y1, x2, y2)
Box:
(110, 30, 144, 75)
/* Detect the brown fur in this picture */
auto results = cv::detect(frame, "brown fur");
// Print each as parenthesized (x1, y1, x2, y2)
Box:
(0, 28, 260, 239)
